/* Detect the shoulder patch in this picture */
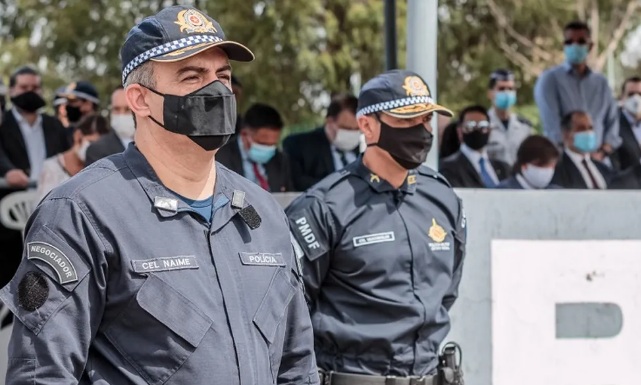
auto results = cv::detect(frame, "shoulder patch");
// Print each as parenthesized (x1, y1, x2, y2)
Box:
(27, 242, 78, 284)
(288, 208, 329, 261)
(18, 271, 49, 311)
(517, 115, 534, 127)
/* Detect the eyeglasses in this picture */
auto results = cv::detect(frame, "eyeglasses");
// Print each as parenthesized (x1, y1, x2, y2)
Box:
(564, 39, 589, 45)
(496, 86, 515, 91)
(461, 120, 491, 133)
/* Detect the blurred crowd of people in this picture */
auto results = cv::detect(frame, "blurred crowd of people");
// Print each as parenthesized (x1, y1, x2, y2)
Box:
(0, 21, 640, 200)
(0, 18, 640, 287)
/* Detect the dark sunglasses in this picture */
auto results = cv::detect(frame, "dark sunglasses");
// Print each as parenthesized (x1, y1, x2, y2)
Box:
(462, 120, 491, 133)
(564, 39, 589, 45)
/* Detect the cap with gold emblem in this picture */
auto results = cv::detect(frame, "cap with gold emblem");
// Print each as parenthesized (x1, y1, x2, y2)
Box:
(63, 81, 100, 104)
(356, 69, 453, 118)
(120, 5, 255, 84)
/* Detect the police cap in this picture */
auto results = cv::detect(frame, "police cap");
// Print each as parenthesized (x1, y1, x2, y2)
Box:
(356, 69, 452, 119)
(120, 5, 255, 84)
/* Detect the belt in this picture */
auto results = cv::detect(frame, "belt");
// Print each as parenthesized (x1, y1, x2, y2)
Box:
(320, 371, 438, 385)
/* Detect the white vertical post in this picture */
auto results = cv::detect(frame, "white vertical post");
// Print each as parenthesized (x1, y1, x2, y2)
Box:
(407, 0, 440, 169)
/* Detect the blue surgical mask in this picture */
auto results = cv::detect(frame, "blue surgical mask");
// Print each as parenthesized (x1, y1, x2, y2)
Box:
(573, 131, 597, 153)
(564, 44, 589, 65)
(248, 142, 277, 164)
(494, 91, 517, 110)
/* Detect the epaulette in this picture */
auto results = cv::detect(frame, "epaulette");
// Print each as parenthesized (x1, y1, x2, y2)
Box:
(417, 165, 452, 188)
(517, 115, 534, 127)
(306, 168, 353, 199)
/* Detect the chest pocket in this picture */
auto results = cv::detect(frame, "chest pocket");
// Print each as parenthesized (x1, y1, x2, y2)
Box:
(253, 268, 296, 383)
(105, 274, 212, 385)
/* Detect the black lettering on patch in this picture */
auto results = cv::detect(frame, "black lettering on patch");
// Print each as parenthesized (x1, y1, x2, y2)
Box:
(27, 241, 78, 284)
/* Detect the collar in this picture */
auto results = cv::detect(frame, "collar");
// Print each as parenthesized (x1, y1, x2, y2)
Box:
(11, 107, 42, 128)
(349, 156, 418, 194)
(460, 143, 489, 165)
(515, 173, 533, 189)
(623, 109, 641, 126)
(237, 135, 249, 161)
(562, 62, 592, 76)
(564, 147, 590, 164)
(122, 143, 250, 219)
(488, 107, 514, 129)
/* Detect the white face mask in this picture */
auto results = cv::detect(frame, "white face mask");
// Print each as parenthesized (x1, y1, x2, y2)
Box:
(623, 94, 641, 119)
(111, 113, 136, 140)
(333, 127, 361, 151)
(76, 140, 91, 163)
(521, 164, 555, 189)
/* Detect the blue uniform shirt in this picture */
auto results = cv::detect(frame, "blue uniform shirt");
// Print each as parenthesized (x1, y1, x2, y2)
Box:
(0, 144, 319, 385)
(286, 158, 466, 377)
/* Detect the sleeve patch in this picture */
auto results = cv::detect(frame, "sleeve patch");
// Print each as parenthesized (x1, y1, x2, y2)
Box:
(289, 208, 329, 261)
(27, 241, 78, 284)
(18, 271, 49, 312)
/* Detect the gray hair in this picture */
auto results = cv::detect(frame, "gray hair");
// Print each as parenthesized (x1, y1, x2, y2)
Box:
(123, 61, 156, 89)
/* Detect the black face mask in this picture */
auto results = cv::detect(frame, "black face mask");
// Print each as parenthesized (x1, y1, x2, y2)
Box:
(11, 91, 46, 113)
(66, 105, 83, 123)
(145, 80, 236, 151)
(462, 130, 490, 150)
(369, 116, 433, 170)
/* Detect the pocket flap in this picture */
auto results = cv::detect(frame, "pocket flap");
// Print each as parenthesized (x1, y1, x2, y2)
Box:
(253, 269, 296, 344)
(137, 274, 212, 347)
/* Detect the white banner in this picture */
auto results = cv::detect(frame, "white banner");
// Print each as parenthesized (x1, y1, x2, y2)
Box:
(492, 240, 641, 385)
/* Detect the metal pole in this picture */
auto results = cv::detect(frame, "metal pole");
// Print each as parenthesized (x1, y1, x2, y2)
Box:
(384, 0, 397, 70)
(407, 0, 440, 170)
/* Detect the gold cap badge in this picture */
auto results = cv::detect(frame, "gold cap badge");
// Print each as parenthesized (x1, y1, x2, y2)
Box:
(402, 76, 430, 97)
(175, 9, 217, 34)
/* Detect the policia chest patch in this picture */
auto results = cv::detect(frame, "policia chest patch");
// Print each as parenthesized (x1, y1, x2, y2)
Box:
(27, 242, 78, 284)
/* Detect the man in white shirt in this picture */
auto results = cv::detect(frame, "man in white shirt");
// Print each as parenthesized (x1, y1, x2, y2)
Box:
(552, 110, 612, 189)
(486, 69, 535, 166)
(85, 87, 135, 165)
(440, 105, 511, 188)
(0, 65, 68, 287)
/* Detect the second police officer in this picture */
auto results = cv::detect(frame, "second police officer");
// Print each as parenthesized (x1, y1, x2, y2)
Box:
(287, 70, 467, 385)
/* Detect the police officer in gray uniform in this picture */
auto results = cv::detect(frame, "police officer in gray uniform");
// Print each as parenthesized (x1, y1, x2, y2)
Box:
(287, 70, 466, 385)
(0, 6, 319, 385)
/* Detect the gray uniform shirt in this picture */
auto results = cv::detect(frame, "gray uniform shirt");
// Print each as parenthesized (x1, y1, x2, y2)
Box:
(0, 145, 319, 385)
(286, 158, 466, 377)
(487, 107, 535, 166)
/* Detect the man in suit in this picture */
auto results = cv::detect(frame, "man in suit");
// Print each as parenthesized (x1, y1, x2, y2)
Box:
(551, 110, 613, 189)
(440, 105, 511, 188)
(283, 93, 360, 191)
(85, 87, 134, 165)
(216, 103, 292, 192)
(0, 65, 69, 287)
(610, 162, 641, 189)
(0, 79, 7, 125)
(614, 76, 641, 171)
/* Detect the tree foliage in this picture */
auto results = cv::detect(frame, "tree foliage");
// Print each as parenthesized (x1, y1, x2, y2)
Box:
(0, 0, 638, 130)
